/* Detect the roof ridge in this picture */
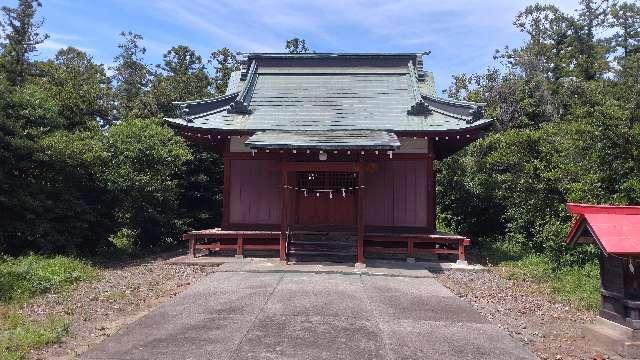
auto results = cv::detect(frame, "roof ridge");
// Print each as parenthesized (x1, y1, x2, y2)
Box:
(406, 61, 432, 116)
(228, 60, 257, 114)
(422, 93, 486, 108)
(173, 92, 238, 105)
(567, 203, 640, 215)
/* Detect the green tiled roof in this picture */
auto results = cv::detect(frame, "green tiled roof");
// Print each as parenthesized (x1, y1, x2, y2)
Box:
(246, 130, 400, 150)
(166, 53, 492, 134)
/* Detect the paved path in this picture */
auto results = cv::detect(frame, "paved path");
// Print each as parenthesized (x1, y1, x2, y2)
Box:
(81, 271, 535, 360)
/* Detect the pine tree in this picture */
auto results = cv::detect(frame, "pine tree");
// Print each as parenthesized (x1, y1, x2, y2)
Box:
(285, 38, 312, 54)
(0, 0, 48, 86)
(111, 31, 156, 121)
(152, 45, 211, 116)
(209, 47, 239, 95)
(609, 2, 640, 57)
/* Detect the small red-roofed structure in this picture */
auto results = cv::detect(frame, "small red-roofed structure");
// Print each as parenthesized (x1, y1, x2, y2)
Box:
(566, 203, 640, 357)
(567, 203, 640, 255)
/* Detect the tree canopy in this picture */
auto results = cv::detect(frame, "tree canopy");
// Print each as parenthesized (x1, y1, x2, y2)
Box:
(439, 0, 640, 266)
(0, 0, 638, 270)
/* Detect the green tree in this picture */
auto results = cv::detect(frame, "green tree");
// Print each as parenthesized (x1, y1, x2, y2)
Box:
(609, 2, 640, 57)
(0, 0, 48, 86)
(572, 0, 611, 80)
(36, 47, 113, 129)
(285, 38, 312, 54)
(111, 31, 157, 121)
(209, 47, 239, 95)
(152, 45, 211, 116)
(439, 0, 640, 268)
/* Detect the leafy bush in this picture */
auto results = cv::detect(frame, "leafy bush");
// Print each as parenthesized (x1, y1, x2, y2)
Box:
(23, 118, 193, 256)
(0, 255, 96, 304)
(438, 104, 640, 266)
(102, 119, 193, 249)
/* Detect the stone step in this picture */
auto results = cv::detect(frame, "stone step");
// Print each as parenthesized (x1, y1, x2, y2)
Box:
(287, 232, 357, 263)
(289, 234, 356, 242)
(288, 252, 356, 264)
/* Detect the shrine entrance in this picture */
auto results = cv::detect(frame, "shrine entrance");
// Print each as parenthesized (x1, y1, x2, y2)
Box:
(279, 162, 366, 263)
(293, 171, 358, 227)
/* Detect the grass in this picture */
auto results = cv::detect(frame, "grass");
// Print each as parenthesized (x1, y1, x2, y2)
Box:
(0, 255, 97, 304)
(0, 255, 97, 359)
(501, 255, 600, 311)
(0, 310, 69, 360)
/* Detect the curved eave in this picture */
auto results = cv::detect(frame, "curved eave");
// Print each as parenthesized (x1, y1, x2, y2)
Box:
(165, 117, 494, 134)
(172, 92, 239, 120)
(164, 117, 250, 135)
(395, 118, 493, 135)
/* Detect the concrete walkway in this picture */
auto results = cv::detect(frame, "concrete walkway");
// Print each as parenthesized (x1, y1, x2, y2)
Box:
(81, 270, 535, 360)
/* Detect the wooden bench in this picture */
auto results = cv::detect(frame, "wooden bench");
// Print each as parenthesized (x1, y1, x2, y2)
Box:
(364, 232, 470, 262)
(182, 228, 280, 258)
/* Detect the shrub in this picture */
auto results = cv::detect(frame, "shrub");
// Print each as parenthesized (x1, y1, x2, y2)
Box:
(438, 105, 640, 266)
(25, 118, 193, 256)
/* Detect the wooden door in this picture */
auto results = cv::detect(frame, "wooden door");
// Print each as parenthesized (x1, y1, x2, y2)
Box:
(294, 172, 357, 226)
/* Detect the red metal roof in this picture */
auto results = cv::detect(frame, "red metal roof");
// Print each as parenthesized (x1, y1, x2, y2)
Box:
(566, 203, 640, 255)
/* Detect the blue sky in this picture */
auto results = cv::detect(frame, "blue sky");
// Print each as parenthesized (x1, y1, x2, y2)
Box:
(4, 0, 582, 93)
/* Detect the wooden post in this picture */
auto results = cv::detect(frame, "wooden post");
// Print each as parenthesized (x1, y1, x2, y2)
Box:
(458, 240, 466, 262)
(237, 236, 244, 257)
(426, 139, 436, 232)
(189, 238, 196, 258)
(222, 155, 231, 228)
(408, 239, 414, 258)
(280, 164, 288, 262)
(357, 162, 366, 265)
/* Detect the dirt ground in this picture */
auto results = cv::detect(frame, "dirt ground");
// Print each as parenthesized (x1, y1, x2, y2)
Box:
(436, 268, 613, 360)
(21, 253, 217, 360)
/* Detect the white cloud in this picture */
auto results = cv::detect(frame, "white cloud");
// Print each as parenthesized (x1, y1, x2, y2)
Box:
(143, 0, 581, 52)
(39, 33, 95, 54)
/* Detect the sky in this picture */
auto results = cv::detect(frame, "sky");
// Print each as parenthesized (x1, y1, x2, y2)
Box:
(3, 0, 583, 93)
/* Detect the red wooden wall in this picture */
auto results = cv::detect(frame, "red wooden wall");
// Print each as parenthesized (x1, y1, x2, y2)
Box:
(365, 160, 428, 227)
(228, 159, 281, 224)
(226, 157, 429, 228)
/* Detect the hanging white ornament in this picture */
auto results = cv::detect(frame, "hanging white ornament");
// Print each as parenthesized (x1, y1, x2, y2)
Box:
(316, 192, 320, 197)
(304, 189, 307, 197)
(342, 188, 346, 197)
(329, 190, 333, 199)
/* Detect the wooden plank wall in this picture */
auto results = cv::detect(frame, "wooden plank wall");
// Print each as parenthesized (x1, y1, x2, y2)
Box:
(228, 159, 282, 224)
(226, 157, 429, 228)
(365, 160, 428, 227)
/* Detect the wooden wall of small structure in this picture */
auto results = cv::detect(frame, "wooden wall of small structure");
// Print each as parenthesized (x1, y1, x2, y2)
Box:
(600, 254, 640, 329)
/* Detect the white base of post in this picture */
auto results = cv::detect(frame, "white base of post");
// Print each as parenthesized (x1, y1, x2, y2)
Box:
(355, 262, 367, 269)
(406, 257, 416, 263)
